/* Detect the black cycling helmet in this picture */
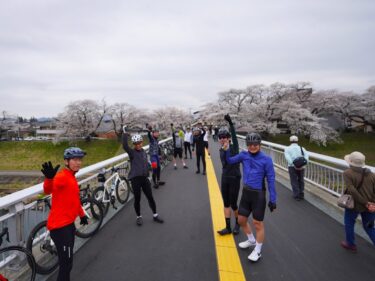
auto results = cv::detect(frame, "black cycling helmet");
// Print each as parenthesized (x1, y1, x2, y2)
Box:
(246, 132, 261, 145)
(218, 127, 231, 138)
(64, 147, 86, 159)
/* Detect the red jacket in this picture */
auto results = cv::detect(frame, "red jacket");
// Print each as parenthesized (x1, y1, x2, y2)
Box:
(43, 168, 84, 230)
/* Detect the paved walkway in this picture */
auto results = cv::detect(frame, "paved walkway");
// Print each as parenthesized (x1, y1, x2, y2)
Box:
(47, 140, 375, 281)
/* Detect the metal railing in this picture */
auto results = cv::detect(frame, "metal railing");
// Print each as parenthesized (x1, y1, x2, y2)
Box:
(237, 136, 375, 197)
(0, 137, 173, 248)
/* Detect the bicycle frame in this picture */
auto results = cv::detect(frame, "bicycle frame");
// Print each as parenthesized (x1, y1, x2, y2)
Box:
(103, 173, 121, 203)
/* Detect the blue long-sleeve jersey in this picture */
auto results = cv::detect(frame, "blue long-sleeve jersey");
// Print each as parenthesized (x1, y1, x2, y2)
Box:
(225, 150, 277, 203)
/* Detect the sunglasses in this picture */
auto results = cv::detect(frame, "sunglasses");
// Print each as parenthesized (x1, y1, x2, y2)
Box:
(133, 141, 142, 145)
(247, 143, 260, 147)
(218, 136, 228, 140)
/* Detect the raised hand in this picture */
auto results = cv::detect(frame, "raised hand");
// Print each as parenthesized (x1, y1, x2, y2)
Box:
(41, 161, 60, 179)
(224, 114, 233, 125)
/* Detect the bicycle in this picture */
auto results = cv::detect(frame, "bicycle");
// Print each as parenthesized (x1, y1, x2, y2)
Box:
(26, 196, 104, 275)
(93, 166, 131, 216)
(0, 228, 36, 281)
(159, 142, 174, 168)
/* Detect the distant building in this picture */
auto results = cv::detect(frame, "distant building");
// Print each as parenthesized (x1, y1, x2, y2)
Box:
(36, 129, 65, 139)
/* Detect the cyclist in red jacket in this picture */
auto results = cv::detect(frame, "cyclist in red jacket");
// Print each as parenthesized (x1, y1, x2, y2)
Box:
(41, 147, 88, 281)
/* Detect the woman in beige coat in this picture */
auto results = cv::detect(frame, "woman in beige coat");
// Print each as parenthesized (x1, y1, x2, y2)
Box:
(341, 151, 375, 252)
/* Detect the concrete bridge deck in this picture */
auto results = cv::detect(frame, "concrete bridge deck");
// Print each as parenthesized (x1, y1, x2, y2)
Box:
(47, 141, 375, 281)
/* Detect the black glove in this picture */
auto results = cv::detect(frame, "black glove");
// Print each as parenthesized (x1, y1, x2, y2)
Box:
(268, 201, 276, 212)
(224, 114, 233, 125)
(41, 161, 60, 179)
(170, 123, 174, 127)
(80, 215, 89, 225)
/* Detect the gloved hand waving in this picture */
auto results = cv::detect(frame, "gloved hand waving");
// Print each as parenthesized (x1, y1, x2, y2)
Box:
(224, 114, 233, 125)
(41, 161, 60, 179)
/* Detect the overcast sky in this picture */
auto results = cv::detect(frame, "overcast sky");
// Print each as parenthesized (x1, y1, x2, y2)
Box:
(1, 0, 374, 118)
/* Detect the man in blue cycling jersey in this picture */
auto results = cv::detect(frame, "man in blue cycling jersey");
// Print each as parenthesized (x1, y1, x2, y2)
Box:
(223, 132, 277, 262)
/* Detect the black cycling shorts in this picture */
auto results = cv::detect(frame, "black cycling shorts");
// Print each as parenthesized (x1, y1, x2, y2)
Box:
(238, 187, 266, 221)
(221, 176, 241, 210)
(174, 148, 183, 158)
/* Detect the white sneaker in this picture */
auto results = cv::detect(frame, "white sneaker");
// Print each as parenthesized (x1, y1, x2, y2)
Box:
(238, 239, 256, 249)
(248, 249, 262, 262)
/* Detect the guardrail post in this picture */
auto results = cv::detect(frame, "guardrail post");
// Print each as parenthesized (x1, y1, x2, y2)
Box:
(5, 202, 24, 245)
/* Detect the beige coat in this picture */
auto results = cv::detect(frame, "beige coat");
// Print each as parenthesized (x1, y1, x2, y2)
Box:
(343, 167, 375, 212)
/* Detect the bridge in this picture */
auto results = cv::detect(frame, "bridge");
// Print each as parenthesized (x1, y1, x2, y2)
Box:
(0, 136, 374, 281)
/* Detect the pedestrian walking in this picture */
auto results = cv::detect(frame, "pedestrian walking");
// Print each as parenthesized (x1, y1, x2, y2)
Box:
(284, 135, 309, 200)
(341, 151, 375, 252)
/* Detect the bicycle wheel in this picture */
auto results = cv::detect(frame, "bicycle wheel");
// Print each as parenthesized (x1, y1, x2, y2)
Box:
(26, 221, 58, 275)
(75, 198, 104, 239)
(117, 177, 130, 204)
(93, 186, 110, 216)
(0, 246, 36, 281)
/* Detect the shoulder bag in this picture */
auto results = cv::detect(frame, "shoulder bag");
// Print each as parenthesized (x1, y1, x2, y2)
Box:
(293, 146, 308, 168)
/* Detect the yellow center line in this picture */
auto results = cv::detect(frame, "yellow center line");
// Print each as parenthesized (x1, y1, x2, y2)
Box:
(205, 153, 246, 281)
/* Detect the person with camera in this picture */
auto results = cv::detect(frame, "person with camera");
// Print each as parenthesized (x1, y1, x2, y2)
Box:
(284, 135, 309, 201)
(341, 151, 375, 252)
(223, 132, 277, 262)
(41, 147, 88, 281)
(217, 114, 242, 236)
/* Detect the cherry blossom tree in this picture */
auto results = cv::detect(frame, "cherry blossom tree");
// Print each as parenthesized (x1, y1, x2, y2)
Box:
(107, 102, 139, 138)
(57, 99, 108, 139)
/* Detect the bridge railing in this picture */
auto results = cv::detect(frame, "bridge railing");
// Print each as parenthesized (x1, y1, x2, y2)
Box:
(0, 137, 173, 248)
(237, 136, 375, 197)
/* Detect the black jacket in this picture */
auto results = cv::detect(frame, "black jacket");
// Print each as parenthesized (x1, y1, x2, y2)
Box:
(220, 123, 241, 178)
(122, 133, 149, 179)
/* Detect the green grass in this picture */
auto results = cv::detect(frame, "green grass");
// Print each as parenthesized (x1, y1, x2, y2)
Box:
(266, 132, 375, 166)
(0, 139, 122, 170)
(0, 137, 152, 171)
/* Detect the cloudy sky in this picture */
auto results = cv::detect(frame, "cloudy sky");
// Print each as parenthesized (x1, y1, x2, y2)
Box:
(1, 0, 374, 118)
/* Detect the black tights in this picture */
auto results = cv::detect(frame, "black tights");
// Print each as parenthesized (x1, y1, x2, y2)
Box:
(152, 166, 161, 184)
(196, 152, 206, 172)
(131, 176, 157, 216)
(50, 223, 75, 281)
(184, 142, 192, 158)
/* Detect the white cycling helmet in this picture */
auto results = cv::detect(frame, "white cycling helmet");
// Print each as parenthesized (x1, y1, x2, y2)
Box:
(131, 134, 143, 143)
